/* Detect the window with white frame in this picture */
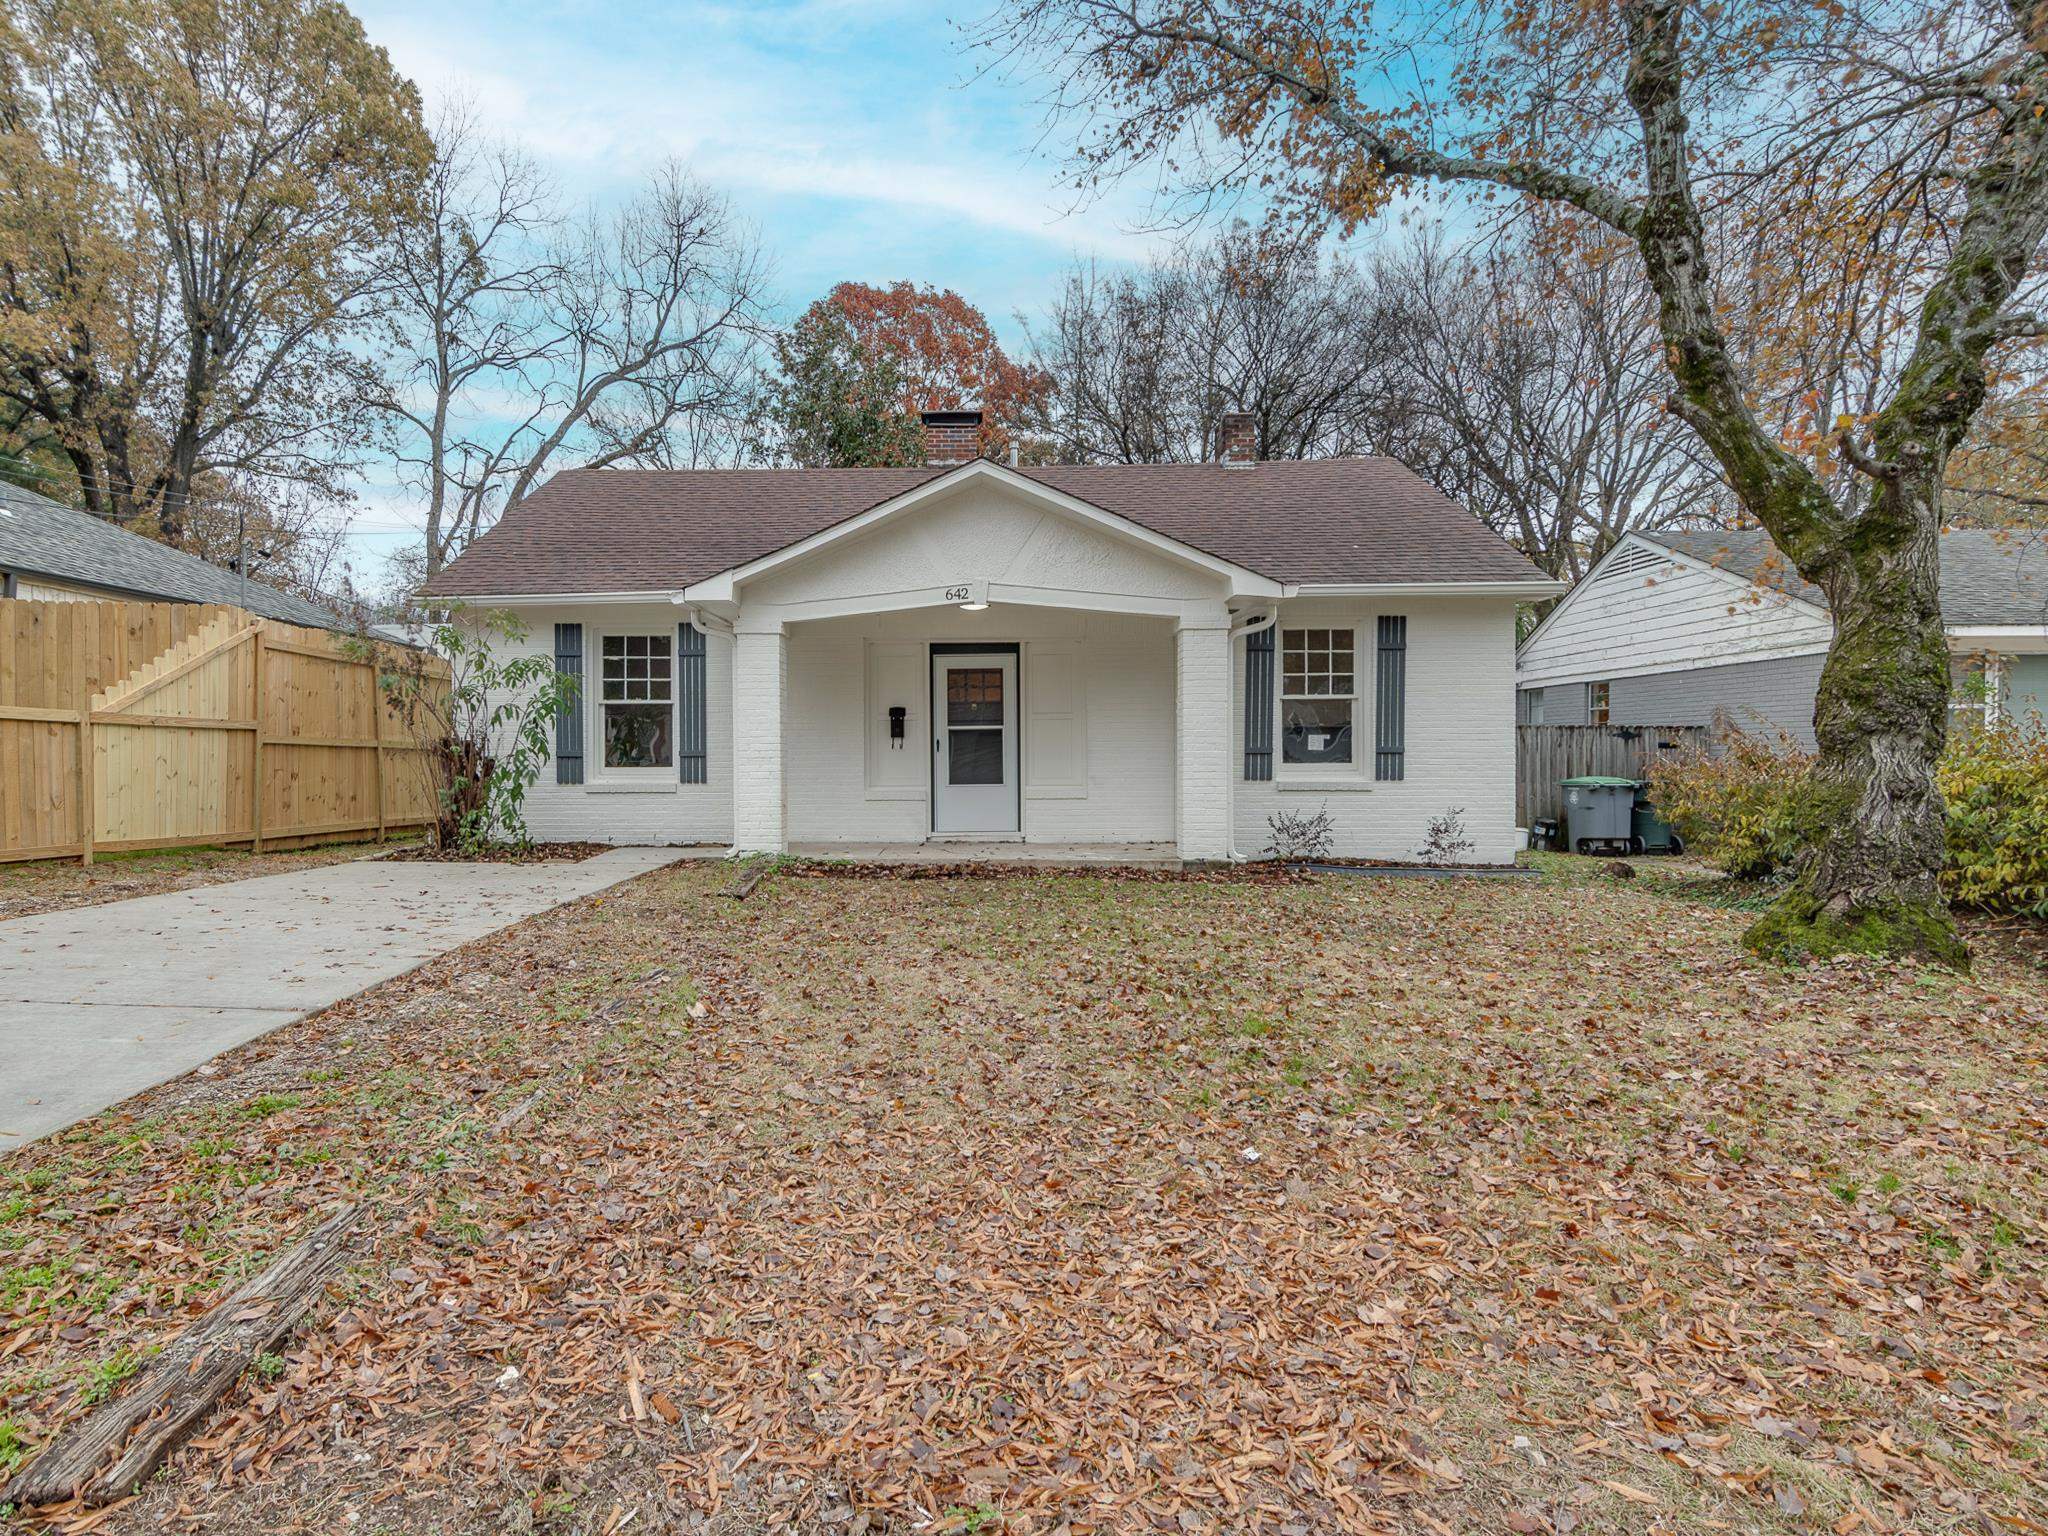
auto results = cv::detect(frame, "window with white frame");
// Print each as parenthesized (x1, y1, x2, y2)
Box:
(1281, 627, 1355, 766)
(1588, 680, 1611, 726)
(600, 633, 673, 770)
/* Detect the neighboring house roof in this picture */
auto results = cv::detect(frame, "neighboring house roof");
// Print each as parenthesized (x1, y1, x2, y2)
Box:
(422, 458, 1554, 597)
(1638, 526, 2048, 627)
(0, 482, 342, 628)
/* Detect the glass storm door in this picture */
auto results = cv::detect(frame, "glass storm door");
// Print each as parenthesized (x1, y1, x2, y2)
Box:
(932, 653, 1019, 834)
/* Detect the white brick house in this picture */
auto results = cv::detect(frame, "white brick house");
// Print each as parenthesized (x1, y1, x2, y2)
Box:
(425, 412, 1560, 863)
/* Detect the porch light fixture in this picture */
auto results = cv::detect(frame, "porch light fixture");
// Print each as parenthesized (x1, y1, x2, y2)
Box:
(954, 579, 990, 611)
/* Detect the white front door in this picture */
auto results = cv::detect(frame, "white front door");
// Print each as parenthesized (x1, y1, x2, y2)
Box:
(932, 652, 1019, 834)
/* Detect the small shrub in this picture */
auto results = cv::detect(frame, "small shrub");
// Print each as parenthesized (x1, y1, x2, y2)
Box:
(1266, 805, 1335, 861)
(1418, 806, 1475, 864)
(1643, 729, 1813, 879)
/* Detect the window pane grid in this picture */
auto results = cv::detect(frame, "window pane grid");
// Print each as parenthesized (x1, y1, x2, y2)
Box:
(602, 634, 673, 705)
(1281, 627, 1355, 700)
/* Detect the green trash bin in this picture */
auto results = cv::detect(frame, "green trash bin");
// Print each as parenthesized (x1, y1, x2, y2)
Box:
(1560, 775, 1638, 855)
(1630, 787, 1685, 856)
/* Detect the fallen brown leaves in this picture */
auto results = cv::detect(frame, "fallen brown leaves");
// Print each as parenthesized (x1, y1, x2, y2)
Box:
(2, 865, 2044, 1535)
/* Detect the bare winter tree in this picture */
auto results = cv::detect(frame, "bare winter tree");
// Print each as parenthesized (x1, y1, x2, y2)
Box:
(1029, 221, 1717, 579)
(1027, 225, 1409, 462)
(1374, 227, 1724, 582)
(985, 0, 2048, 965)
(375, 130, 766, 577)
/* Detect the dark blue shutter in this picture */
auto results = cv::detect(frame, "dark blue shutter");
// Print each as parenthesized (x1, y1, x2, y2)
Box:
(553, 622, 584, 784)
(677, 621, 707, 784)
(1244, 624, 1274, 780)
(1375, 615, 1406, 782)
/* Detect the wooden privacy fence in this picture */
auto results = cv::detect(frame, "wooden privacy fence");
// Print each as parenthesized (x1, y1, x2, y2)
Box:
(1516, 723, 1713, 827)
(1, 596, 448, 865)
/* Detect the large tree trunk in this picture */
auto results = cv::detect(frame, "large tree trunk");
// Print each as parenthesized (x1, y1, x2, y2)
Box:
(1747, 471, 1966, 965)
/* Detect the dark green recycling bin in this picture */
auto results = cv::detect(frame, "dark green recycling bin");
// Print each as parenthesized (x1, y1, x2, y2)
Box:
(1560, 775, 1638, 854)
(1631, 788, 1684, 855)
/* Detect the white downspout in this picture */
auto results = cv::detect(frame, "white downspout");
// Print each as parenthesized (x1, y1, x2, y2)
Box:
(673, 596, 737, 641)
(1225, 609, 1278, 861)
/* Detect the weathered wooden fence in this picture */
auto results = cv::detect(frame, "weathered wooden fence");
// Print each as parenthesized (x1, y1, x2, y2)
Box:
(1516, 723, 1713, 827)
(1, 596, 447, 865)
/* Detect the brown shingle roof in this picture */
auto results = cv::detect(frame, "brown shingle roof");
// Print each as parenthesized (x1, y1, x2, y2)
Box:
(423, 458, 1551, 597)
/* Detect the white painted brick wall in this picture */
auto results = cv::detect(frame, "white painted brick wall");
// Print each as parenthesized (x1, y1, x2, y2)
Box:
(783, 609, 1176, 844)
(1234, 598, 1520, 862)
(487, 594, 1519, 859)
(481, 603, 734, 847)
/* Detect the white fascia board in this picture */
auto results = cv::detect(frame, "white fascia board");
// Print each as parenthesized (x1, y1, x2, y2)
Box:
(1287, 580, 1565, 599)
(1949, 625, 2048, 652)
(680, 458, 1283, 602)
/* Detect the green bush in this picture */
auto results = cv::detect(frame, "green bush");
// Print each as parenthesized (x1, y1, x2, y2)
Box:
(1644, 729, 1813, 879)
(1646, 722, 2048, 916)
(1939, 722, 2048, 917)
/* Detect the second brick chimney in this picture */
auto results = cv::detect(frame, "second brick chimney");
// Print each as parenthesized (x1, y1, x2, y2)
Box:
(1219, 411, 1257, 466)
(921, 408, 983, 465)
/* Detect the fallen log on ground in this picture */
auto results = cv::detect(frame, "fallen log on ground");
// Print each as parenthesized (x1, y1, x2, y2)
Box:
(4, 1203, 363, 1509)
(721, 861, 770, 900)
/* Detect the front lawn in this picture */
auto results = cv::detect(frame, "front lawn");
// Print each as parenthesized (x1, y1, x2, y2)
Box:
(2, 863, 2044, 1534)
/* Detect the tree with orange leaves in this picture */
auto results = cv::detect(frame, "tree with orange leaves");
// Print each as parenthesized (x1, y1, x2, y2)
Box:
(985, 0, 2048, 966)
(819, 281, 1053, 459)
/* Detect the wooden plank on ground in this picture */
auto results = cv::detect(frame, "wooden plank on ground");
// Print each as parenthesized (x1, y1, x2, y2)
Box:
(2, 1205, 362, 1509)
(722, 862, 770, 900)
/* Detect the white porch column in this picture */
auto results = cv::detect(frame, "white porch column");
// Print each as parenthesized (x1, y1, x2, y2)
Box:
(732, 619, 788, 853)
(1175, 609, 1233, 862)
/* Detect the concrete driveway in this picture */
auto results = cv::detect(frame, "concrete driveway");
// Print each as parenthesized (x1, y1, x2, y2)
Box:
(0, 847, 693, 1152)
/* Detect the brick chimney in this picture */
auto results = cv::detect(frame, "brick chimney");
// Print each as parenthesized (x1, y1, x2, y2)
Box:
(921, 408, 983, 466)
(1219, 411, 1257, 466)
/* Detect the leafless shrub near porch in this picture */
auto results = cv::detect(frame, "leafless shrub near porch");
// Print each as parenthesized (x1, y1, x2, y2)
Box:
(1418, 807, 1475, 864)
(1265, 805, 1335, 862)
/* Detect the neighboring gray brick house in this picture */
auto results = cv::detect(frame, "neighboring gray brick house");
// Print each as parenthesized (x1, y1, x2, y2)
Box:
(1516, 528, 2048, 747)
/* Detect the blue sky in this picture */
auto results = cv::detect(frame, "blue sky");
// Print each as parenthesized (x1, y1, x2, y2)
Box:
(337, 0, 1181, 574)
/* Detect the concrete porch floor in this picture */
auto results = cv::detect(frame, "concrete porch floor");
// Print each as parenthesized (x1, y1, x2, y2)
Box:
(787, 840, 1182, 869)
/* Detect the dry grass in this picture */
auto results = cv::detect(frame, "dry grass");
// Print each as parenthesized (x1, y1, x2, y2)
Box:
(0, 841, 417, 922)
(1, 861, 2044, 1535)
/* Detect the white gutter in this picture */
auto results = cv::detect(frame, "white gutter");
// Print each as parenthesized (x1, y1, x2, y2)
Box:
(671, 594, 736, 640)
(1225, 609, 1279, 862)
(1287, 580, 1566, 599)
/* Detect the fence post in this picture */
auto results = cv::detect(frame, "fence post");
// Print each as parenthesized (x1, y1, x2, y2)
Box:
(250, 624, 266, 854)
(77, 687, 94, 868)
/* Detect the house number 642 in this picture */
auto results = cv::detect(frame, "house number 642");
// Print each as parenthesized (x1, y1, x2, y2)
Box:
(943, 586, 971, 602)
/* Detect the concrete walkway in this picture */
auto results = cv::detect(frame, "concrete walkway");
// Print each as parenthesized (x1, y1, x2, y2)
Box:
(0, 847, 692, 1152)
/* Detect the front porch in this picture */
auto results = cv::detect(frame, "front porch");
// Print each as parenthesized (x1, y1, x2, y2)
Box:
(678, 456, 1276, 862)
(787, 839, 1183, 868)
